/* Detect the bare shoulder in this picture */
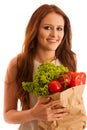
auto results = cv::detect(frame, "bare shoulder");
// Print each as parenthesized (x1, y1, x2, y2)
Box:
(73, 53, 77, 59)
(4, 55, 20, 113)
(8, 55, 18, 69)
(5, 55, 18, 83)
(73, 53, 77, 62)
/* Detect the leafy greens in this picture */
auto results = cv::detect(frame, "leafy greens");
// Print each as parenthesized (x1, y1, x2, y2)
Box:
(22, 62, 69, 96)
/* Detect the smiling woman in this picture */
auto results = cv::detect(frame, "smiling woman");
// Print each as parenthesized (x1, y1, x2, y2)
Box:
(35, 12, 65, 63)
(1, 2, 87, 130)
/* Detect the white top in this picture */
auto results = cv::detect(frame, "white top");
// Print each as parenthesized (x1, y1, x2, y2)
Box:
(18, 59, 61, 130)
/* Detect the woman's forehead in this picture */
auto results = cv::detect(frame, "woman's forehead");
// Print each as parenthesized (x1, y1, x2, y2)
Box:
(40, 12, 65, 26)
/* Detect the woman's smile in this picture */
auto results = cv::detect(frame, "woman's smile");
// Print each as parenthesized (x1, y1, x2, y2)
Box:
(37, 12, 64, 51)
(47, 38, 58, 44)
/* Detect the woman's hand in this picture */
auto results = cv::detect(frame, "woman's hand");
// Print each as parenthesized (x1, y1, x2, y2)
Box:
(31, 97, 69, 121)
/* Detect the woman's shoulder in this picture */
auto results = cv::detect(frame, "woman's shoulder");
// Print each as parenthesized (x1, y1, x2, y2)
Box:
(7, 55, 18, 69)
(6, 54, 20, 78)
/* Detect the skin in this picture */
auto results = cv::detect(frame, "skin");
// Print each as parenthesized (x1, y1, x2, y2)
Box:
(35, 12, 64, 63)
(4, 12, 68, 124)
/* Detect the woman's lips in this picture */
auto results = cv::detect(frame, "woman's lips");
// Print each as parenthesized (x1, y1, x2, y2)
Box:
(47, 39, 58, 43)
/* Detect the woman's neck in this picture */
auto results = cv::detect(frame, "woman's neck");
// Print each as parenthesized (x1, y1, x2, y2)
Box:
(34, 51, 56, 64)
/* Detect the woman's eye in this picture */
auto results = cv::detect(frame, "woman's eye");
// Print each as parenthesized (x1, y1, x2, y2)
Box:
(57, 27, 64, 31)
(44, 26, 51, 30)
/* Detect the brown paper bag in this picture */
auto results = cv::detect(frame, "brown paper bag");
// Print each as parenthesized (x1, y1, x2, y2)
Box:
(38, 85, 87, 130)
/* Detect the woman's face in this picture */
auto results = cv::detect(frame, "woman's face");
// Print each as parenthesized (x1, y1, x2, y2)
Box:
(37, 12, 65, 51)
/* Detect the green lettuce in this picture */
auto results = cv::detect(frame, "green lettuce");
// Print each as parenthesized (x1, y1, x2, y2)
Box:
(22, 62, 69, 96)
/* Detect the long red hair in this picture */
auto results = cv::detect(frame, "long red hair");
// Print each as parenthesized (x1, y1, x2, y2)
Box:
(16, 4, 76, 109)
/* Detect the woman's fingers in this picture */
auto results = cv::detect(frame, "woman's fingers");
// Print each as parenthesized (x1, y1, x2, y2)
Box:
(52, 112, 68, 121)
(35, 97, 69, 121)
(46, 99, 61, 108)
(52, 107, 69, 114)
(43, 107, 69, 121)
(53, 107, 69, 119)
(48, 107, 69, 119)
(38, 97, 51, 104)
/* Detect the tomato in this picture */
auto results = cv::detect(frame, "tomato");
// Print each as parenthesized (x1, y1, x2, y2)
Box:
(48, 80, 63, 93)
(69, 72, 81, 87)
(48, 72, 86, 93)
(79, 72, 86, 84)
(66, 71, 86, 87)
(57, 73, 71, 88)
(66, 71, 74, 78)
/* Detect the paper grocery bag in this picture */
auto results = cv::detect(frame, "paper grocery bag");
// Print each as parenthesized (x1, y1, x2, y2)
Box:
(38, 85, 87, 130)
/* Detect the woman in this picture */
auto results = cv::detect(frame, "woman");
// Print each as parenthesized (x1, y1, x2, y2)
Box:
(4, 4, 78, 130)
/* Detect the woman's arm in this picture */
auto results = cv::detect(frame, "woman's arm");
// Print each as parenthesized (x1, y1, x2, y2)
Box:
(3, 56, 69, 124)
(3, 56, 36, 124)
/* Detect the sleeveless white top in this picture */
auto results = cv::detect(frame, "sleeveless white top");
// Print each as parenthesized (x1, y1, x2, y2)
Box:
(18, 59, 61, 130)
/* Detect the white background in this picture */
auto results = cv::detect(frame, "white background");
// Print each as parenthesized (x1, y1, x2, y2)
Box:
(0, 0, 87, 129)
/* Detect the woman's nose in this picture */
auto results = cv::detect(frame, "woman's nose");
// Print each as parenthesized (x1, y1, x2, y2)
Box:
(50, 29, 58, 37)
